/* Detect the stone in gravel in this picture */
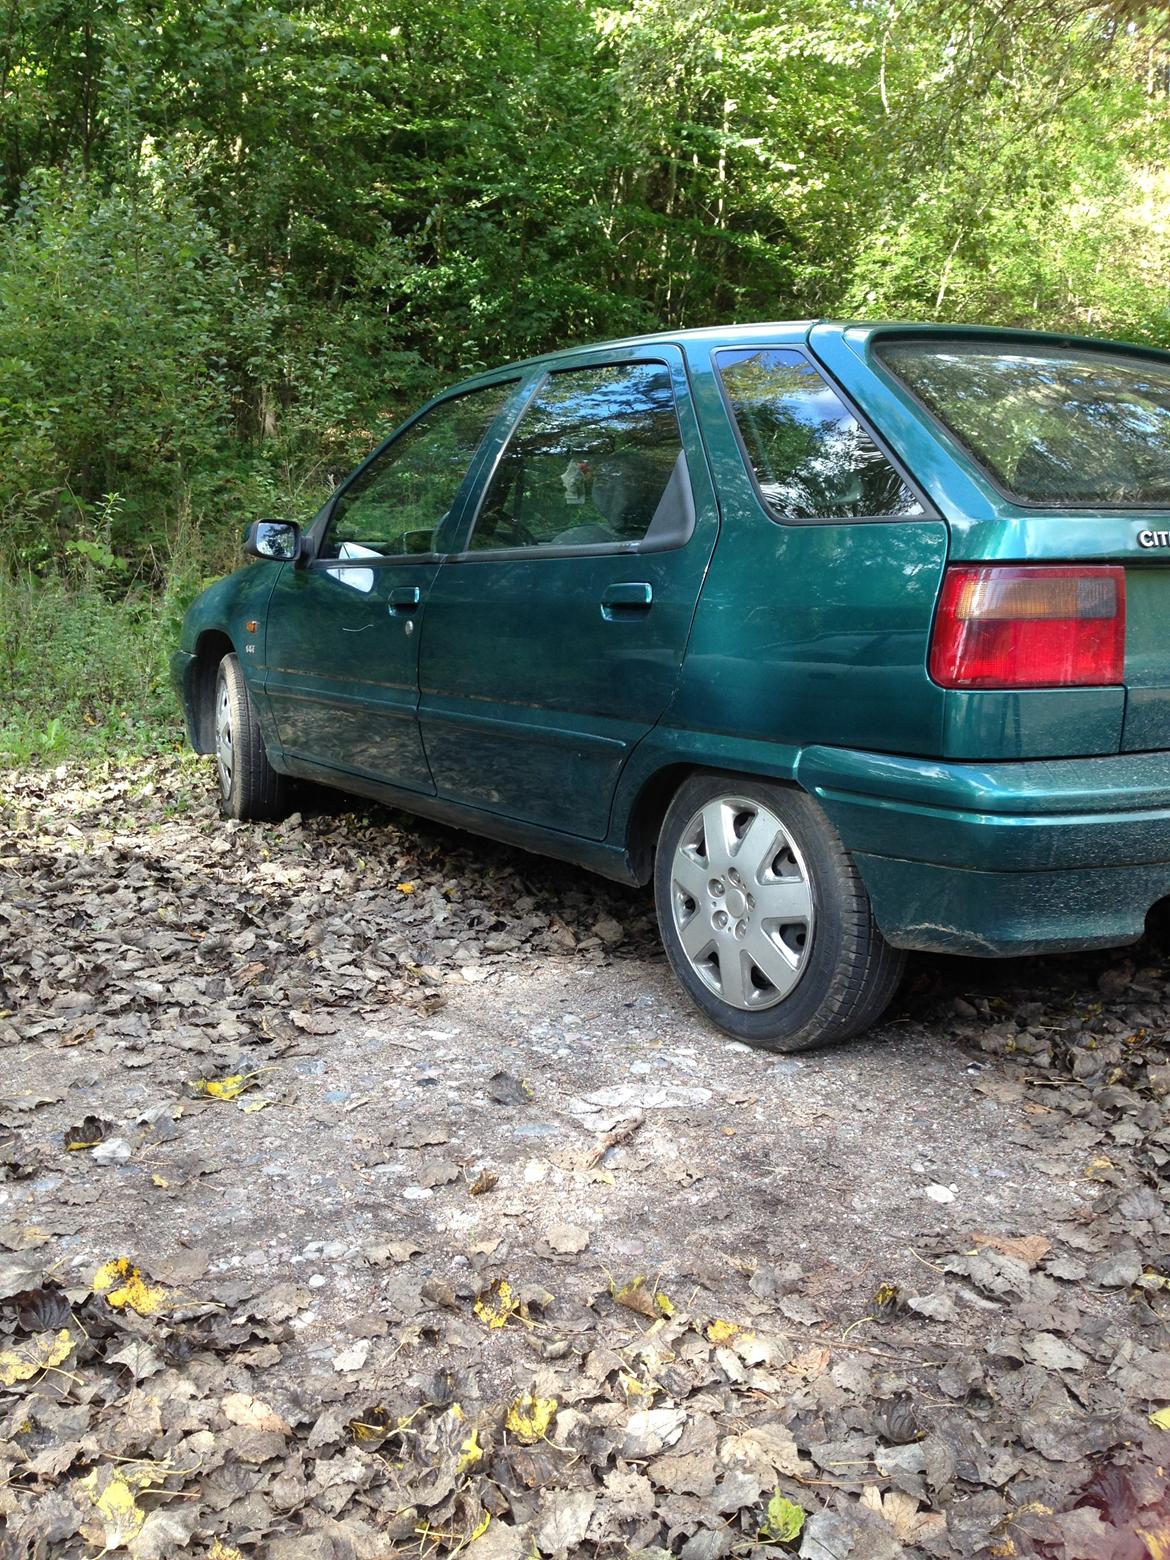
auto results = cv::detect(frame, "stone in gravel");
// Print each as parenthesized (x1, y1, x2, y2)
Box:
(546, 1223, 589, 1254)
(91, 1136, 131, 1164)
(924, 1182, 956, 1203)
(331, 1339, 370, 1372)
(488, 1071, 531, 1106)
(908, 1289, 956, 1322)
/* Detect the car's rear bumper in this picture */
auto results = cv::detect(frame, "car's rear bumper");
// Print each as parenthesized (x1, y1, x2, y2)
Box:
(795, 745, 1170, 955)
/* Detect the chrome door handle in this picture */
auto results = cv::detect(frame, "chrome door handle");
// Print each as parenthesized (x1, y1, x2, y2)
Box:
(388, 586, 422, 615)
(601, 582, 653, 620)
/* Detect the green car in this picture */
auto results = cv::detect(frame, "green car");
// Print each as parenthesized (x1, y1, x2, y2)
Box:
(173, 321, 1170, 1052)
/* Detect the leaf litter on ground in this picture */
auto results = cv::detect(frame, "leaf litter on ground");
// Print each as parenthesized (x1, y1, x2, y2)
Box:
(0, 755, 1168, 1556)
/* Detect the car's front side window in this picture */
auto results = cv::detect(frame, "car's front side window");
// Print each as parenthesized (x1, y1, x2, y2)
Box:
(469, 361, 691, 552)
(717, 347, 923, 521)
(320, 381, 515, 561)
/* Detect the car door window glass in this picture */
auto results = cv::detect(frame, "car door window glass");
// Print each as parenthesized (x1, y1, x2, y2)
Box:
(321, 381, 514, 560)
(717, 348, 922, 520)
(470, 362, 690, 551)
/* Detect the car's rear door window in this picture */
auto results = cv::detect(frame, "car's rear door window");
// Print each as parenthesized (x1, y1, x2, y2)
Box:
(321, 380, 515, 560)
(468, 361, 693, 552)
(716, 347, 923, 521)
(878, 340, 1170, 508)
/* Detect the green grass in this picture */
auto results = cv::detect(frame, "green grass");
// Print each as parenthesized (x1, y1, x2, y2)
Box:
(0, 568, 187, 766)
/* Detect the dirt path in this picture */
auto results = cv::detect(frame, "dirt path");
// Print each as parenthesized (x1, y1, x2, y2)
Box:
(1, 757, 1167, 1558)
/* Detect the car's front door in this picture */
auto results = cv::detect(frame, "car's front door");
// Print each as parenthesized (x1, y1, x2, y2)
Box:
(417, 349, 719, 838)
(263, 378, 517, 790)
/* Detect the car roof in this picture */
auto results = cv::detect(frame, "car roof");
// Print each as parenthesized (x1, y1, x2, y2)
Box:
(448, 319, 1170, 394)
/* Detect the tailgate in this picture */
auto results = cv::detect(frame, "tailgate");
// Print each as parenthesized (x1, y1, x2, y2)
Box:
(1123, 560, 1170, 751)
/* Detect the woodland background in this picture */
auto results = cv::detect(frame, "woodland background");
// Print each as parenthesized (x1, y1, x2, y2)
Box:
(1, 0, 1169, 761)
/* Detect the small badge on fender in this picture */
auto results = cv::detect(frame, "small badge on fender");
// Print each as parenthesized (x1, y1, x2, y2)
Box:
(1138, 529, 1170, 549)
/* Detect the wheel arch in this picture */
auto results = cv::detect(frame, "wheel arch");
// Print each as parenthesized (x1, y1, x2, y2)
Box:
(189, 629, 237, 753)
(622, 760, 804, 885)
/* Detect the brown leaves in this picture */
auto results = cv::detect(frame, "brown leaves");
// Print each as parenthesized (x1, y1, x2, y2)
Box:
(972, 1231, 1052, 1268)
(62, 1115, 112, 1151)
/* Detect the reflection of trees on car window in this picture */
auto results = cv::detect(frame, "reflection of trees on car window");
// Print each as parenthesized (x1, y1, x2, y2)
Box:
(718, 349, 922, 520)
(472, 363, 685, 550)
(882, 346, 1170, 506)
(324, 382, 513, 557)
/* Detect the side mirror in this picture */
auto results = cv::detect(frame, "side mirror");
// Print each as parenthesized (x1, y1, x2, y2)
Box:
(243, 519, 303, 564)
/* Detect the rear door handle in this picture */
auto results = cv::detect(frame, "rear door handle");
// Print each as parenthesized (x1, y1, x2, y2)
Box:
(601, 581, 653, 620)
(388, 585, 422, 615)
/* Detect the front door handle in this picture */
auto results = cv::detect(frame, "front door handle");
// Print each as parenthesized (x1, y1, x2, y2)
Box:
(388, 585, 422, 615)
(601, 581, 653, 620)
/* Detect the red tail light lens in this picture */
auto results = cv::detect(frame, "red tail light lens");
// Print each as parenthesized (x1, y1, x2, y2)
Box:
(929, 565, 1125, 689)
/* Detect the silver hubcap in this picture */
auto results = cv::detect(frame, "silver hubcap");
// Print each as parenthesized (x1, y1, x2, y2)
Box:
(214, 677, 233, 797)
(670, 796, 814, 1011)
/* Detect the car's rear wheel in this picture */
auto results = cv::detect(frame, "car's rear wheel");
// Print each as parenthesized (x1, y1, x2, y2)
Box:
(214, 653, 289, 822)
(654, 775, 904, 1051)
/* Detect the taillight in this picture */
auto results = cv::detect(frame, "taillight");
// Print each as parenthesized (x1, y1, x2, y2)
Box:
(929, 565, 1125, 689)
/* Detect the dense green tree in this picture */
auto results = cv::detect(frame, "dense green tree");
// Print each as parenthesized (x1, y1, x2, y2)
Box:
(0, 0, 1167, 575)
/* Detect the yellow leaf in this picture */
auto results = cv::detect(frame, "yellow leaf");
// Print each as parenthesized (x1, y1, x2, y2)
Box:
(238, 1096, 269, 1114)
(457, 1428, 484, 1472)
(1138, 1523, 1170, 1560)
(474, 1278, 519, 1329)
(707, 1318, 740, 1344)
(505, 1394, 557, 1444)
(1150, 1406, 1170, 1430)
(611, 1275, 674, 1319)
(81, 1471, 144, 1547)
(190, 1071, 258, 1101)
(151, 1174, 169, 1189)
(79, 1462, 167, 1549)
(93, 1257, 169, 1316)
(209, 1545, 245, 1560)
(0, 1329, 73, 1386)
(469, 1512, 490, 1543)
(397, 881, 415, 893)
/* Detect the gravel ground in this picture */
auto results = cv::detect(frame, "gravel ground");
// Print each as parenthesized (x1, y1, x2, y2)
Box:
(0, 756, 1168, 1559)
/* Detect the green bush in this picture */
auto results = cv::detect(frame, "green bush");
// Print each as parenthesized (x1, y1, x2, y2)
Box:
(0, 565, 182, 765)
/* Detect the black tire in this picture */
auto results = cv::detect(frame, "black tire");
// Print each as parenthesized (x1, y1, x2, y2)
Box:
(654, 774, 905, 1052)
(213, 653, 289, 822)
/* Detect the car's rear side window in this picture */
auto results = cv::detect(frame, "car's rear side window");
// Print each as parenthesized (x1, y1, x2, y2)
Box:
(878, 340, 1170, 508)
(716, 347, 923, 521)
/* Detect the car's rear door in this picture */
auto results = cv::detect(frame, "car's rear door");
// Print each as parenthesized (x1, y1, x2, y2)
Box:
(416, 346, 719, 839)
(263, 377, 519, 791)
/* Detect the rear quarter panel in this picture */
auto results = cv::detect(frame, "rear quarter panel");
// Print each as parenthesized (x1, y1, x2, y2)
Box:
(670, 339, 949, 758)
(805, 324, 1137, 761)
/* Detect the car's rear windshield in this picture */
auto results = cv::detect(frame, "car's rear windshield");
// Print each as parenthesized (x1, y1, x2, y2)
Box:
(878, 339, 1170, 508)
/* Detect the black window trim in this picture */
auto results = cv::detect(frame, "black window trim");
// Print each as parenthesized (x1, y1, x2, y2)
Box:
(451, 354, 698, 563)
(309, 374, 526, 567)
(713, 344, 936, 526)
(872, 333, 1170, 514)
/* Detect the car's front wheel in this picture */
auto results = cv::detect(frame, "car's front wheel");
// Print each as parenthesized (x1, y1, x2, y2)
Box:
(654, 775, 904, 1051)
(213, 653, 289, 822)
